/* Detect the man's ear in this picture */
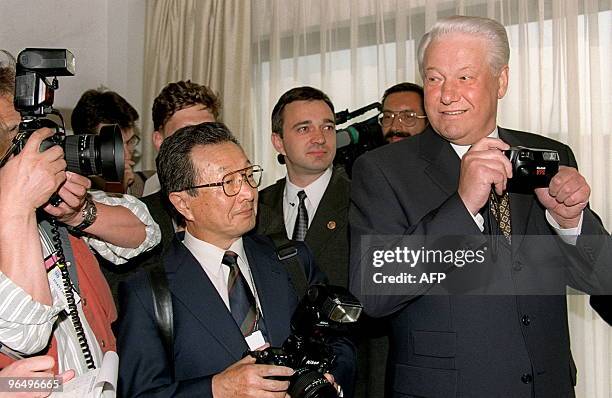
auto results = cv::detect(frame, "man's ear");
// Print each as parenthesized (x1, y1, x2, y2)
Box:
(497, 65, 509, 99)
(169, 191, 195, 222)
(271, 132, 286, 155)
(152, 130, 164, 152)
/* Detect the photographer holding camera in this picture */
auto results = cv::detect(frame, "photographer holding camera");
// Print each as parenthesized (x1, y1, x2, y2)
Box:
(349, 16, 612, 397)
(0, 52, 161, 377)
(116, 122, 354, 397)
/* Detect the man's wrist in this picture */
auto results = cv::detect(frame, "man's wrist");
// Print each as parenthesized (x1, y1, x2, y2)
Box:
(69, 195, 98, 231)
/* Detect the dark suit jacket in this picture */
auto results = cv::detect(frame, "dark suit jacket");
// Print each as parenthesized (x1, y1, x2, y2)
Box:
(349, 126, 611, 397)
(117, 234, 354, 397)
(257, 167, 387, 398)
(590, 295, 612, 325)
(100, 191, 176, 305)
(257, 167, 351, 287)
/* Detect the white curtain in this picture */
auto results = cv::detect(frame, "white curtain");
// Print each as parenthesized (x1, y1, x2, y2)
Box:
(141, 0, 252, 170)
(251, 1, 611, 396)
(142, 0, 610, 395)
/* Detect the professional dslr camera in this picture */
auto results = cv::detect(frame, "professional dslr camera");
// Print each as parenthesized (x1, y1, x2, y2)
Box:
(505, 146, 559, 192)
(248, 285, 362, 398)
(0, 48, 123, 180)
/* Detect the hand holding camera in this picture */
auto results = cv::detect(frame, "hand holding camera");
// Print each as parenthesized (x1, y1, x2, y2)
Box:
(211, 354, 294, 398)
(42, 171, 92, 226)
(458, 137, 512, 215)
(0, 128, 66, 212)
(534, 166, 590, 229)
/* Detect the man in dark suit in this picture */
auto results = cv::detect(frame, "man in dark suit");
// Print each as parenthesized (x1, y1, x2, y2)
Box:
(117, 122, 353, 397)
(349, 16, 612, 397)
(257, 86, 384, 398)
(256, 86, 349, 286)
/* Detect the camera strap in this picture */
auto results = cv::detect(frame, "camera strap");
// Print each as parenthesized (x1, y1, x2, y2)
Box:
(147, 261, 174, 379)
(268, 233, 309, 298)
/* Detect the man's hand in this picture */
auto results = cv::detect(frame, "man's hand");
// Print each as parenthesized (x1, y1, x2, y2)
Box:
(211, 355, 293, 398)
(457, 138, 512, 215)
(0, 355, 75, 398)
(0, 128, 66, 212)
(43, 171, 92, 225)
(535, 166, 589, 228)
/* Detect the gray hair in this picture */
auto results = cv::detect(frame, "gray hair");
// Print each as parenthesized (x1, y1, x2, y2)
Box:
(417, 16, 510, 78)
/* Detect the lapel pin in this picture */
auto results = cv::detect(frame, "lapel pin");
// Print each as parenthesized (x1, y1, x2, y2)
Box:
(327, 221, 336, 230)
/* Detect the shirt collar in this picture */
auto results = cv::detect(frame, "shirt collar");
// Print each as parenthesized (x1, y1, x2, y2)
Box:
(450, 127, 499, 159)
(183, 230, 247, 275)
(284, 167, 333, 209)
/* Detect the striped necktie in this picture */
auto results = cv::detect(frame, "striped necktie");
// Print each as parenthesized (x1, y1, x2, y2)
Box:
(222, 251, 257, 336)
(292, 190, 308, 241)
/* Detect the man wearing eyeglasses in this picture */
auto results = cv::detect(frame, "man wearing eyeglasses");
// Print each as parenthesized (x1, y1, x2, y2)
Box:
(117, 122, 354, 397)
(379, 82, 428, 143)
(71, 89, 147, 196)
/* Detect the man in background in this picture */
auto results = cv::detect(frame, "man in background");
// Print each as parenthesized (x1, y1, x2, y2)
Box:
(379, 82, 428, 143)
(257, 86, 382, 398)
(143, 80, 220, 197)
(71, 89, 147, 196)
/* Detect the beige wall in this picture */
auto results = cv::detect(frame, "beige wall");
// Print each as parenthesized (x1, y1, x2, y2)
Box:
(0, 0, 145, 136)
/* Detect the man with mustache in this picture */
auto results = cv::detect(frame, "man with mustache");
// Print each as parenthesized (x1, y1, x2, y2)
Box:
(379, 82, 428, 143)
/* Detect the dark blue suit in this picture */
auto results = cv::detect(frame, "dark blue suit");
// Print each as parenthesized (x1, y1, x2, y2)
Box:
(117, 234, 354, 397)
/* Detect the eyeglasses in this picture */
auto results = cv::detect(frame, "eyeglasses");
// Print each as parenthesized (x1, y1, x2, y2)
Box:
(181, 165, 264, 197)
(378, 110, 427, 127)
(125, 135, 141, 149)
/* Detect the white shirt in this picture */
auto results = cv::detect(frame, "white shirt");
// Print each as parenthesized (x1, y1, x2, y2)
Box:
(142, 173, 161, 196)
(282, 167, 333, 239)
(449, 128, 582, 243)
(182, 231, 263, 316)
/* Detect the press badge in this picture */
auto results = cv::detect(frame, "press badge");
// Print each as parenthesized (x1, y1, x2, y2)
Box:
(245, 330, 266, 350)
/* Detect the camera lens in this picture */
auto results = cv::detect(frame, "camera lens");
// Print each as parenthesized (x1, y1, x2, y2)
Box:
(64, 124, 124, 181)
(288, 368, 337, 398)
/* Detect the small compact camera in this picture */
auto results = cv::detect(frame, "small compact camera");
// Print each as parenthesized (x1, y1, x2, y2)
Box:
(505, 146, 560, 192)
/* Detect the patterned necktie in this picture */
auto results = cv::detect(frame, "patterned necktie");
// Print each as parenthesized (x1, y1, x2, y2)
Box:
(489, 191, 512, 243)
(222, 251, 257, 336)
(292, 190, 309, 241)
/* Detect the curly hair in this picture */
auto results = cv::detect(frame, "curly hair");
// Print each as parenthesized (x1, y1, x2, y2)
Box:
(152, 81, 221, 132)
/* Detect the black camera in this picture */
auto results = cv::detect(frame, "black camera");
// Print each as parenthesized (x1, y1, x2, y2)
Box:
(248, 285, 362, 398)
(0, 48, 123, 181)
(334, 102, 385, 178)
(505, 146, 559, 192)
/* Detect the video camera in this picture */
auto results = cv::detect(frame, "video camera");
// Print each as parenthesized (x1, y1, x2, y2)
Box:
(248, 284, 362, 398)
(505, 146, 559, 192)
(334, 102, 385, 177)
(0, 48, 124, 181)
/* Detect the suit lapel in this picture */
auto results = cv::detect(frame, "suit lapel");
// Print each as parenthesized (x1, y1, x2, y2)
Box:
(418, 127, 462, 196)
(259, 179, 287, 237)
(305, 168, 349, 257)
(165, 239, 248, 361)
(243, 237, 290, 346)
